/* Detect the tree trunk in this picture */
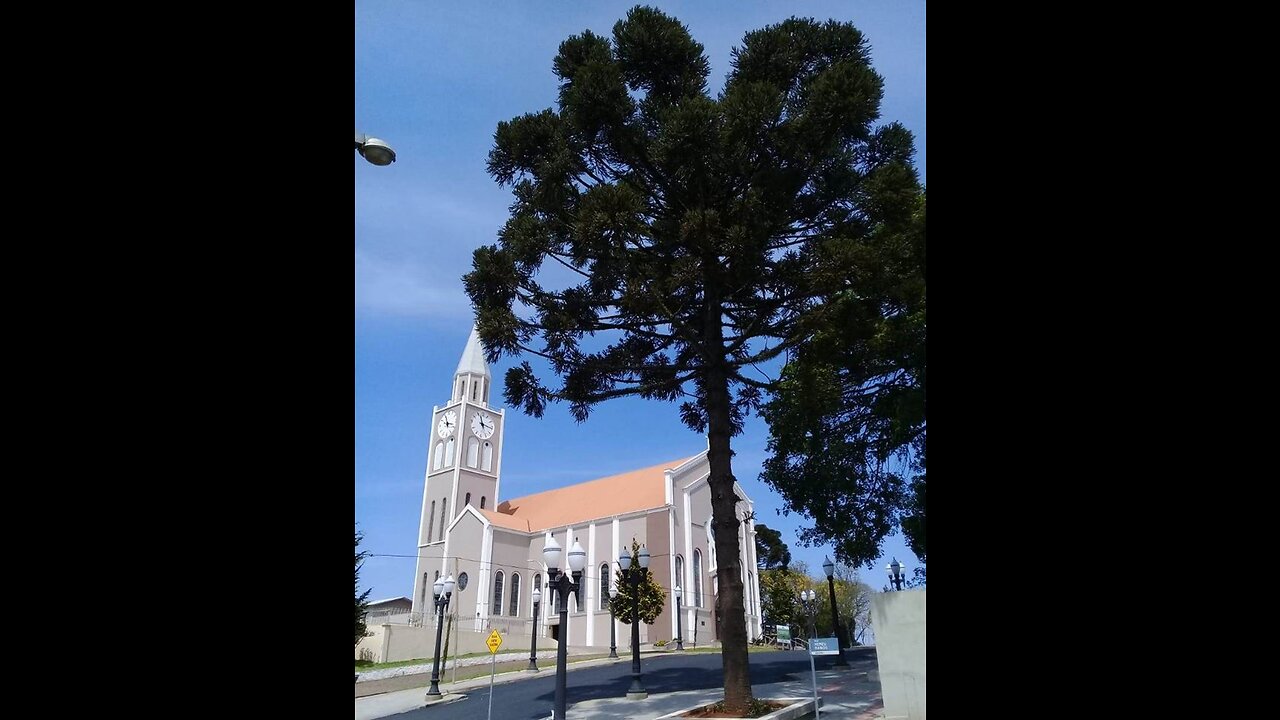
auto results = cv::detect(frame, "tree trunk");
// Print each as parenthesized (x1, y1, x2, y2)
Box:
(706, 362, 752, 713)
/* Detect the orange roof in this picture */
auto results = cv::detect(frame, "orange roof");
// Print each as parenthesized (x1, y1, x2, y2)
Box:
(486, 455, 700, 533)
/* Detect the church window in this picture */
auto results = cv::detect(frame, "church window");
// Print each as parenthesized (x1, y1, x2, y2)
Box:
(472, 381, 478, 400)
(467, 437, 480, 467)
(492, 571, 504, 615)
(482, 441, 493, 471)
(481, 496, 486, 509)
(533, 574, 542, 614)
(433, 442, 444, 471)
(428, 501, 435, 541)
(465, 493, 471, 506)
(444, 437, 455, 466)
(696, 548, 706, 604)
(509, 573, 521, 616)
(599, 563, 610, 610)
(439, 498, 448, 541)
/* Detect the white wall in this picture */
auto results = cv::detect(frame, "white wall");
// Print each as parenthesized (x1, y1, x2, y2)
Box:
(870, 589, 926, 720)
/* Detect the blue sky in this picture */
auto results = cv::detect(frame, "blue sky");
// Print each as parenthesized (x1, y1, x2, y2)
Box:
(355, 0, 926, 603)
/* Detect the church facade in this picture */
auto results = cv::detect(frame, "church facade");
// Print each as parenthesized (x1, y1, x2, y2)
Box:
(409, 328, 764, 648)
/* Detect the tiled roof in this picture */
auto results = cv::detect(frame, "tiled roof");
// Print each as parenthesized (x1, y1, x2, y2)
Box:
(487, 455, 701, 534)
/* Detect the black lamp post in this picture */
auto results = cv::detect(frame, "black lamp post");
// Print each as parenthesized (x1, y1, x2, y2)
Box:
(886, 557, 905, 591)
(608, 582, 619, 659)
(821, 556, 849, 667)
(544, 536, 587, 720)
(674, 584, 685, 650)
(528, 588, 542, 672)
(424, 574, 456, 697)
(619, 542, 650, 699)
(355, 131, 396, 165)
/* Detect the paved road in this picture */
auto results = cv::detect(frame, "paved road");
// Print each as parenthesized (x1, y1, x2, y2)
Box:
(380, 648, 877, 720)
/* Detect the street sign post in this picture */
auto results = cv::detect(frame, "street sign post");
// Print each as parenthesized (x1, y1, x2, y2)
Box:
(486, 630, 503, 720)
(776, 625, 792, 649)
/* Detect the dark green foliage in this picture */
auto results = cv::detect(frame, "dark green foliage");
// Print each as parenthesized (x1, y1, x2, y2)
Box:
(760, 191, 924, 569)
(754, 524, 791, 570)
(355, 528, 371, 646)
(464, 6, 919, 710)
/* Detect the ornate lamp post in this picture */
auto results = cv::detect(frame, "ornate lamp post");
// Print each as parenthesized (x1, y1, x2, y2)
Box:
(354, 132, 396, 165)
(528, 588, 542, 672)
(821, 556, 849, 667)
(544, 536, 587, 720)
(674, 584, 685, 650)
(886, 558, 905, 591)
(424, 574, 456, 697)
(608, 582, 619, 659)
(619, 542, 650, 699)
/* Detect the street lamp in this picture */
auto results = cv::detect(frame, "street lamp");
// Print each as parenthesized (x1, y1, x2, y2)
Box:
(674, 584, 685, 650)
(619, 542, 651, 699)
(355, 131, 396, 166)
(821, 556, 849, 667)
(424, 574, 456, 697)
(799, 589, 821, 717)
(608, 582, 619, 659)
(544, 536, 587, 720)
(886, 558, 905, 591)
(528, 588, 542, 672)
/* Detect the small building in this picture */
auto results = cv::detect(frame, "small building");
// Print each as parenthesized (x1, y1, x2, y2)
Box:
(364, 596, 413, 625)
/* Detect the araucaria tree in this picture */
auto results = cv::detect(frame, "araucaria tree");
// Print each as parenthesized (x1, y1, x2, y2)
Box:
(465, 6, 921, 711)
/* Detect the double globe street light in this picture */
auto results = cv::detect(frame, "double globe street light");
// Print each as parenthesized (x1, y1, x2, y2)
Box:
(619, 542, 650, 699)
(424, 574, 456, 697)
(886, 558, 906, 591)
(543, 536, 587, 720)
(528, 588, 542, 672)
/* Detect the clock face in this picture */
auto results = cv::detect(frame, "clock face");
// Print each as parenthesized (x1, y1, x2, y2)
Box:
(470, 411, 495, 439)
(437, 410, 457, 438)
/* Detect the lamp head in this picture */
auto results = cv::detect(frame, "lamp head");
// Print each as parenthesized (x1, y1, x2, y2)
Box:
(568, 538, 587, 573)
(433, 578, 444, 597)
(609, 583, 618, 599)
(822, 555, 835, 578)
(675, 584, 682, 600)
(619, 549, 632, 571)
(543, 536, 563, 572)
(443, 574, 456, 595)
(532, 588, 541, 604)
(638, 545, 651, 569)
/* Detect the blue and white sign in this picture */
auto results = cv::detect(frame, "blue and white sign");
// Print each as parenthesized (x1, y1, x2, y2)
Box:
(809, 637, 840, 656)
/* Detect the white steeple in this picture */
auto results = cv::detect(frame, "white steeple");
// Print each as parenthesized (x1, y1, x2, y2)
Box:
(456, 325, 491, 379)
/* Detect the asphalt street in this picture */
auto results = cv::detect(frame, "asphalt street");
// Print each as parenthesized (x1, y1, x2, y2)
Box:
(381, 647, 877, 720)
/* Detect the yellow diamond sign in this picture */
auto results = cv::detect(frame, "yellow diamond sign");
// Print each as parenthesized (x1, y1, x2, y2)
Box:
(486, 629, 503, 654)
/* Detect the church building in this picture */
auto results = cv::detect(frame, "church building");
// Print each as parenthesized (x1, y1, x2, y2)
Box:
(410, 327, 764, 648)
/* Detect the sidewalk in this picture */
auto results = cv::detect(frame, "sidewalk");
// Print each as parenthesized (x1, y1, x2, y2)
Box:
(356, 649, 883, 720)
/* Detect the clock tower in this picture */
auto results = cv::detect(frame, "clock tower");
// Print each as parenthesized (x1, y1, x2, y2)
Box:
(411, 327, 505, 616)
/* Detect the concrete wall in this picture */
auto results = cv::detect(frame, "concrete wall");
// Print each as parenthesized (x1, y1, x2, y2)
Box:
(357, 619, 560, 663)
(871, 589, 926, 720)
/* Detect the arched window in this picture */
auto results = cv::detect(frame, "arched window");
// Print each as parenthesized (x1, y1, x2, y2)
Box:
(482, 441, 493, 471)
(693, 550, 703, 608)
(675, 555, 684, 598)
(434, 570, 440, 581)
(439, 498, 448, 541)
(444, 437, 455, 466)
(480, 496, 486, 509)
(472, 380, 478, 400)
(465, 492, 471, 506)
(599, 563, 610, 610)
(433, 441, 444, 470)
(509, 573, 521, 616)
(428, 501, 435, 541)
(492, 571, 504, 615)
(467, 437, 480, 467)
